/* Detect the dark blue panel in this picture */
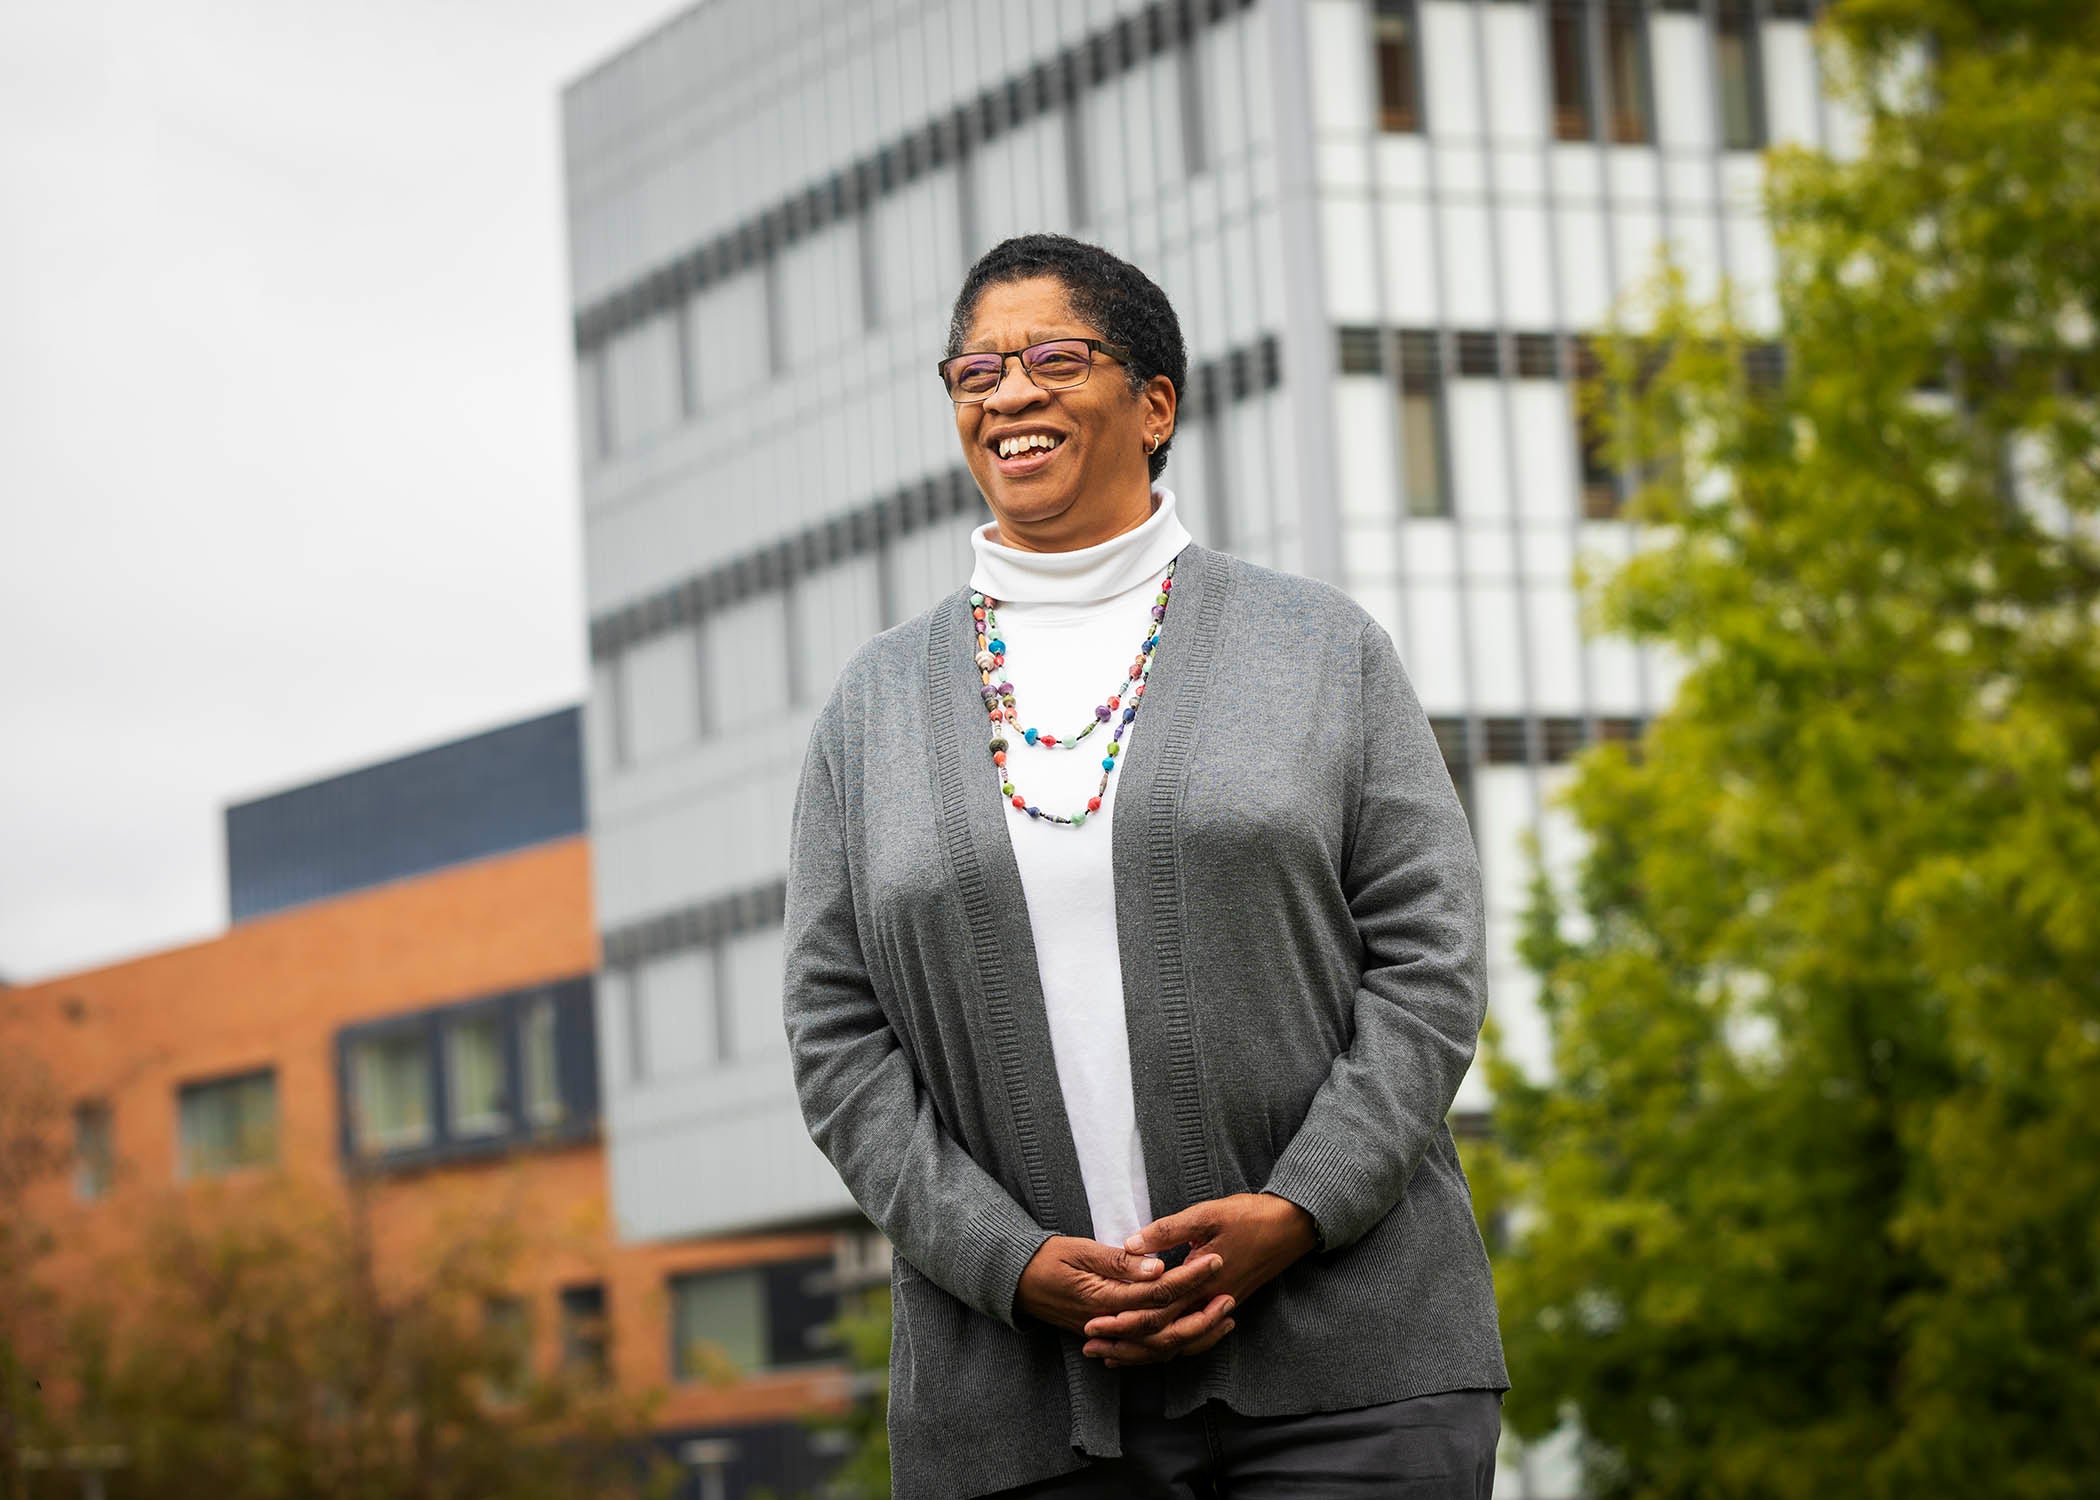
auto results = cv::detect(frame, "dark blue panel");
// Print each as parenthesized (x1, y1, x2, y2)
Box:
(555, 976, 600, 1122)
(763, 1254, 840, 1370)
(225, 706, 585, 922)
(645, 1415, 848, 1500)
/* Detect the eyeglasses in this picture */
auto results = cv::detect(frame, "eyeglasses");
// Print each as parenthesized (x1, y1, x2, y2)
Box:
(936, 338, 1131, 403)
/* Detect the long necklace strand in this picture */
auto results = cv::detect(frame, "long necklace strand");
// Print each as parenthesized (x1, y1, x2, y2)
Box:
(972, 559, 1177, 828)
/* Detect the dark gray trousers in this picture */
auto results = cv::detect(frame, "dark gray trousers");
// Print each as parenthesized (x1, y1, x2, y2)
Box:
(991, 1364, 1502, 1498)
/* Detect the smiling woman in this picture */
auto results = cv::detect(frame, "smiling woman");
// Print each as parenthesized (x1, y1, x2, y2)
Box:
(783, 234, 1507, 1500)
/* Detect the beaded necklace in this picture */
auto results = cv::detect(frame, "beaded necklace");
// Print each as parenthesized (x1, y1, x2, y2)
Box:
(972, 559, 1178, 828)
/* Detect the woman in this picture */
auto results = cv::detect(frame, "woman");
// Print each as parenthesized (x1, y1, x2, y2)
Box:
(782, 233, 1507, 1499)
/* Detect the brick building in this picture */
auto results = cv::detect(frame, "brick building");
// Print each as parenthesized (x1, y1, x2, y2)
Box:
(6, 708, 866, 1499)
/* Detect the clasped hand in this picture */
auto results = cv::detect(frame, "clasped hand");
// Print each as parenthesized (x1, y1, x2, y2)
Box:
(1014, 1192, 1319, 1367)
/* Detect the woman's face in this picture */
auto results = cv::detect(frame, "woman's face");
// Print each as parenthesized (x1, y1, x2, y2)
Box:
(951, 275, 1173, 547)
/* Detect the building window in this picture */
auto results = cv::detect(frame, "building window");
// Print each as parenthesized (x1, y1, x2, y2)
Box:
(1400, 360, 1452, 519)
(177, 1069, 277, 1179)
(1575, 390, 1621, 519)
(1373, 0, 1423, 133)
(1543, 717, 1589, 762)
(670, 1267, 769, 1383)
(74, 1101, 112, 1201)
(1430, 718, 1474, 823)
(1483, 718, 1531, 765)
(521, 993, 565, 1128)
(446, 1011, 508, 1138)
(1715, 0, 1766, 149)
(1602, 1, 1654, 143)
(335, 979, 594, 1170)
(1554, 2, 1652, 144)
(484, 1295, 531, 1403)
(559, 1283, 610, 1384)
(1549, 1, 1593, 141)
(350, 1027, 433, 1154)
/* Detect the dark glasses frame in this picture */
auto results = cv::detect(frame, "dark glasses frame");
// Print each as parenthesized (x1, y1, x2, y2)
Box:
(936, 338, 1132, 403)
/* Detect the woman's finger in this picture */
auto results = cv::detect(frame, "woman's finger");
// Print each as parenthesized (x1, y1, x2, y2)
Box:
(1085, 1276, 1231, 1339)
(1091, 1252, 1224, 1319)
(1103, 1319, 1236, 1370)
(1179, 1315, 1237, 1358)
(1083, 1293, 1234, 1362)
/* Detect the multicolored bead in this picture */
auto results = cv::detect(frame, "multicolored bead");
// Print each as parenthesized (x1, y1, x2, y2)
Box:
(972, 558, 1178, 829)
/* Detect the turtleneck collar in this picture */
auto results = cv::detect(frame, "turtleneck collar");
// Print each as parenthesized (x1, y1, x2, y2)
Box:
(967, 485, 1194, 604)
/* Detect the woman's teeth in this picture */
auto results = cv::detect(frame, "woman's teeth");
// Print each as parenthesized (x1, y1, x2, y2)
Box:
(998, 434, 1064, 458)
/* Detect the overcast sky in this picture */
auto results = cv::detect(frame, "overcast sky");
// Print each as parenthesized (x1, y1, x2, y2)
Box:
(0, 0, 681, 983)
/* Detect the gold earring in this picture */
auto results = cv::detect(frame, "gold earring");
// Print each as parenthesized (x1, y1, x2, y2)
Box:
(1148, 433, 1160, 454)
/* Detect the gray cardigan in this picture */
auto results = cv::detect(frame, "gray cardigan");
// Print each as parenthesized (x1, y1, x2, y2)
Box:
(782, 538, 1507, 1499)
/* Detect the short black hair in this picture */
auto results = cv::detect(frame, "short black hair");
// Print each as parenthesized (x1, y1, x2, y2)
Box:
(945, 233, 1187, 483)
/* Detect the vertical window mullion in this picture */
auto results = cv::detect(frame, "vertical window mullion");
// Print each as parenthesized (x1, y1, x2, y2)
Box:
(1177, 11, 1206, 176)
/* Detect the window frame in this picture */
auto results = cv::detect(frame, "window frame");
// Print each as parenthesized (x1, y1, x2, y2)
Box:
(1400, 376, 1454, 519)
(349, 1021, 435, 1155)
(668, 1266, 771, 1384)
(558, 1282, 611, 1385)
(1573, 381, 1624, 520)
(1713, 0, 1768, 151)
(334, 976, 597, 1172)
(1372, 0, 1425, 135)
(73, 1100, 113, 1201)
(444, 1003, 512, 1140)
(1549, 0, 1594, 142)
(176, 1067, 279, 1181)
(483, 1293, 533, 1405)
(1600, 0, 1655, 145)
(519, 989, 566, 1130)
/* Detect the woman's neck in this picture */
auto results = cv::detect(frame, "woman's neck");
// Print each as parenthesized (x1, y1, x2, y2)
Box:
(968, 485, 1193, 605)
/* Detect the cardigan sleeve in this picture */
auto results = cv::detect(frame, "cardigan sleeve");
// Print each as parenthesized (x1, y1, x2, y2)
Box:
(1259, 618, 1489, 1253)
(781, 712, 1056, 1329)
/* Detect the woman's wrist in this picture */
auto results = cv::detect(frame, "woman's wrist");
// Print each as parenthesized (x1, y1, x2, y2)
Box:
(1256, 1191, 1323, 1258)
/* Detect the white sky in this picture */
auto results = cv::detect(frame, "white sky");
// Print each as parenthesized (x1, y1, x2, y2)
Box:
(0, 0, 682, 982)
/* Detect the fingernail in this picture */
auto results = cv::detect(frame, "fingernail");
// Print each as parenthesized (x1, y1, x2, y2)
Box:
(1140, 1258, 1163, 1275)
(1124, 1236, 1143, 1251)
(1222, 1297, 1236, 1313)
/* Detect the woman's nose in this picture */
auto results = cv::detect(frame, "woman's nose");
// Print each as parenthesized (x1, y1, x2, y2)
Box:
(984, 358, 1049, 411)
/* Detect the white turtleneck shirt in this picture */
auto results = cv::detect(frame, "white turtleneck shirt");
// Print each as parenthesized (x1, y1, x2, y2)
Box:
(965, 483, 1194, 1250)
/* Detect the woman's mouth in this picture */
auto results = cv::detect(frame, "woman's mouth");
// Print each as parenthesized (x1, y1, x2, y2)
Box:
(990, 433, 1068, 477)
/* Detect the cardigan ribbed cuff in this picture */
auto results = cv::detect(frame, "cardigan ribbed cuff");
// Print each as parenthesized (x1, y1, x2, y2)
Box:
(1259, 1126, 1388, 1254)
(956, 1199, 1060, 1331)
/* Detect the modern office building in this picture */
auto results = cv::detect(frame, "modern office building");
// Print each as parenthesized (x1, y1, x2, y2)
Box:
(561, 2, 1856, 1492)
(9, 710, 857, 1500)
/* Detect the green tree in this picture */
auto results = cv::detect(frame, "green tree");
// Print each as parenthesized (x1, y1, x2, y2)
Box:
(809, 1282, 891, 1499)
(1470, 2, 2100, 1496)
(37, 1171, 680, 1500)
(0, 1043, 70, 1500)
(751, 1278, 891, 1500)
